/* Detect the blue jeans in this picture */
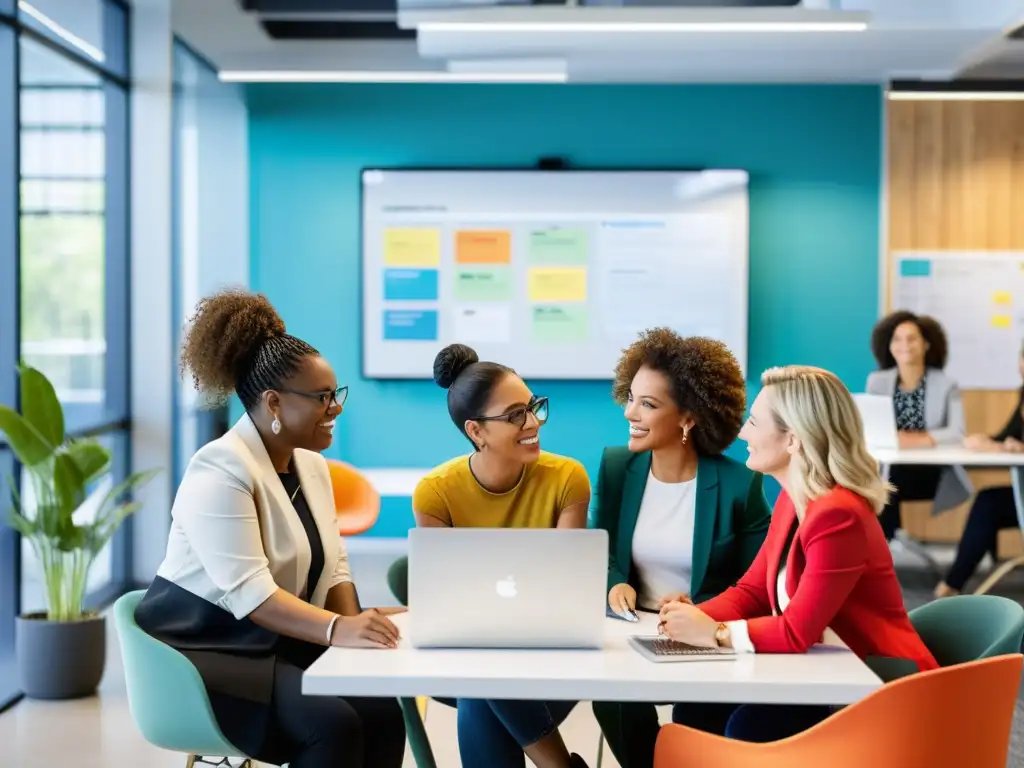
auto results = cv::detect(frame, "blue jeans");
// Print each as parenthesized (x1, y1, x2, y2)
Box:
(456, 698, 578, 768)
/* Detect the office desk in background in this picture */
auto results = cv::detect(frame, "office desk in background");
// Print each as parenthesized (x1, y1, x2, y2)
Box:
(303, 612, 881, 706)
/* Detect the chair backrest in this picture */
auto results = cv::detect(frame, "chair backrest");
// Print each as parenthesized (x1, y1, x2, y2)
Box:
(112, 591, 244, 758)
(909, 594, 1024, 665)
(388, 556, 409, 606)
(326, 459, 380, 511)
(655, 655, 1023, 768)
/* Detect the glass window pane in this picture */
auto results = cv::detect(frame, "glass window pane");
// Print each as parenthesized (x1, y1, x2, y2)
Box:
(18, 0, 106, 65)
(19, 37, 107, 430)
(19, 431, 124, 615)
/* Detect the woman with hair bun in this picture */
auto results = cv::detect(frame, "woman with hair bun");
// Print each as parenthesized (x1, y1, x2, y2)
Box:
(414, 343, 591, 768)
(134, 289, 405, 768)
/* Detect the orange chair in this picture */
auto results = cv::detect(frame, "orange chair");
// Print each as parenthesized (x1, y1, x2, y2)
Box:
(654, 654, 1022, 768)
(325, 459, 381, 536)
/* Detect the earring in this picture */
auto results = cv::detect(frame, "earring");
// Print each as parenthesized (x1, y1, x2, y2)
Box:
(271, 418, 282, 435)
(681, 427, 690, 445)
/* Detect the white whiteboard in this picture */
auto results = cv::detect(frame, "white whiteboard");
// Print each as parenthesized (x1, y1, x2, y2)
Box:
(361, 169, 749, 380)
(892, 251, 1024, 390)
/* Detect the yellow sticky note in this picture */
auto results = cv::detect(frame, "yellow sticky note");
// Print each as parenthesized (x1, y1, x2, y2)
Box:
(384, 228, 440, 267)
(993, 291, 1012, 305)
(528, 267, 587, 303)
(992, 315, 1011, 328)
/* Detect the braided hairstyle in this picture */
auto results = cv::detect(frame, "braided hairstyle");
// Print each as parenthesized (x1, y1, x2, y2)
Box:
(179, 288, 319, 410)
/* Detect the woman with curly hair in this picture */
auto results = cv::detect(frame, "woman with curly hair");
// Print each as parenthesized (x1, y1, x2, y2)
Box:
(134, 289, 406, 768)
(866, 310, 970, 541)
(591, 329, 771, 768)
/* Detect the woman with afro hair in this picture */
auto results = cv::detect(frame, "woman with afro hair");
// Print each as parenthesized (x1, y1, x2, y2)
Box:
(591, 328, 771, 768)
(865, 310, 970, 542)
(134, 289, 406, 768)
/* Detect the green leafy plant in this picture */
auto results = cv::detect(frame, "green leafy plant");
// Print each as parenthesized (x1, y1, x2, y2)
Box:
(0, 363, 158, 622)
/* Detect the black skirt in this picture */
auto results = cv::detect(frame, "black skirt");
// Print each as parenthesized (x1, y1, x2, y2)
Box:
(135, 577, 326, 759)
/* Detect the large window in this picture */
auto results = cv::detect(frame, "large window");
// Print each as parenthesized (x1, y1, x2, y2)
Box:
(0, 0, 129, 710)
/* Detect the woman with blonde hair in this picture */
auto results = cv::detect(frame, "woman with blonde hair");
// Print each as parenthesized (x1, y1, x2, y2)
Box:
(659, 365, 938, 742)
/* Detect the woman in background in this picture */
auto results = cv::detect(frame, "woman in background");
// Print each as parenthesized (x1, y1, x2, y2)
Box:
(660, 365, 938, 742)
(866, 311, 970, 541)
(413, 343, 590, 768)
(935, 343, 1024, 597)
(135, 290, 405, 768)
(590, 329, 771, 768)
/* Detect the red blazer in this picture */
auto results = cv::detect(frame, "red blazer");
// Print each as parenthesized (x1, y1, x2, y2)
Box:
(700, 486, 938, 674)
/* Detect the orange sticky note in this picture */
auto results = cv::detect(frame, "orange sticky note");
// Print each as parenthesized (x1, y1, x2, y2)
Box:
(456, 231, 512, 264)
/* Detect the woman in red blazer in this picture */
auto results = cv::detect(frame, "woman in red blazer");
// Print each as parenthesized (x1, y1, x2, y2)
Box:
(660, 365, 939, 742)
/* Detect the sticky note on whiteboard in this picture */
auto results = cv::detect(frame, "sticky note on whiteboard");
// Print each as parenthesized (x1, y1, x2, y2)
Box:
(992, 315, 1012, 329)
(993, 291, 1012, 305)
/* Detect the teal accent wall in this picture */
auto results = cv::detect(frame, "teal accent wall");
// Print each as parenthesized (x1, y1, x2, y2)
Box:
(247, 84, 882, 537)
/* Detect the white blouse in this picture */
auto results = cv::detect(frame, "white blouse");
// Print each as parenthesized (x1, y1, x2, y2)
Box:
(631, 472, 697, 611)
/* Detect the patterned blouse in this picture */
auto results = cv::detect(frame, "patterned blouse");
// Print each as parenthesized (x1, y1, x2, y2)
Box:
(893, 377, 926, 432)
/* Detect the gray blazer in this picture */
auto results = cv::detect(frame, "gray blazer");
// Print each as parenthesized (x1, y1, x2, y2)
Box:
(866, 367, 973, 513)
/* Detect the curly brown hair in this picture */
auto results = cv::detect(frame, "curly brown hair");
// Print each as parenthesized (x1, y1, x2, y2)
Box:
(612, 329, 746, 456)
(870, 310, 948, 370)
(180, 288, 318, 410)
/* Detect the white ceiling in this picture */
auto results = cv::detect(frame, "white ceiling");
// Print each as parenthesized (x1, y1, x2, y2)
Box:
(172, 0, 1024, 83)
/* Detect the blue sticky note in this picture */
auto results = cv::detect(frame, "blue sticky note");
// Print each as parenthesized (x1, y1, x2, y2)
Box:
(384, 269, 439, 301)
(384, 310, 438, 341)
(899, 259, 931, 278)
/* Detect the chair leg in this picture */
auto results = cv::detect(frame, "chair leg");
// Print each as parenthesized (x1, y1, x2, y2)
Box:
(400, 697, 438, 768)
(595, 734, 604, 768)
(974, 555, 1024, 595)
(185, 757, 197, 768)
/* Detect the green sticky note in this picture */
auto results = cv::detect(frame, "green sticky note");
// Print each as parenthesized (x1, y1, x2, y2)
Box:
(529, 228, 589, 265)
(531, 305, 589, 343)
(453, 267, 512, 301)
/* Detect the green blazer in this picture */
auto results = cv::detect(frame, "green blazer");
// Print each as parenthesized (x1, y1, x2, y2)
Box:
(590, 447, 772, 604)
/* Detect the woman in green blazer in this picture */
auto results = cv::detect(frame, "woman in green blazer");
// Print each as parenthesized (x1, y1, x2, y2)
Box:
(590, 329, 772, 768)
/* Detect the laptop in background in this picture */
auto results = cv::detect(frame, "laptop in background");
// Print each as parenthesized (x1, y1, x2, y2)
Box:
(853, 393, 898, 451)
(407, 528, 608, 650)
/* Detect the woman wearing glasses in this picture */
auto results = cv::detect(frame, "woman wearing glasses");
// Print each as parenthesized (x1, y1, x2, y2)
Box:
(414, 343, 591, 768)
(134, 289, 405, 768)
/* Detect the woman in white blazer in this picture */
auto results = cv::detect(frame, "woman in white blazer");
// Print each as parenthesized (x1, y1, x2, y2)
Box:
(866, 311, 971, 541)
(134, 289, 405, 768)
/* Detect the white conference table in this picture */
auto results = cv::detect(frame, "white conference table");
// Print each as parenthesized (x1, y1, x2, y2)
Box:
(303, 612, 881, 706)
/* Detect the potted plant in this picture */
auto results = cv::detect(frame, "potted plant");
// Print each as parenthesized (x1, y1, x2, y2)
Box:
(0, 363, 158, 699)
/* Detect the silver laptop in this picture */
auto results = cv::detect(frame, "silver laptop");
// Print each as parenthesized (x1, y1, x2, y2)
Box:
(406, 528, 608, 650)
(853, 393, 898, 451)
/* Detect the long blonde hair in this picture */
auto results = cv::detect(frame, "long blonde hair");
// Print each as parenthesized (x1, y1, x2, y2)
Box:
(761, 365, 891, 515)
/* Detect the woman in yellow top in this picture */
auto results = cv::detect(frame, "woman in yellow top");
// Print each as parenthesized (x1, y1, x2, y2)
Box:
(414, 343, 591, 768)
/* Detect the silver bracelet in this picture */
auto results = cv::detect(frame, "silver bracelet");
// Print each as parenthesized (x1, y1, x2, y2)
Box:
(326, 614, 340, 645)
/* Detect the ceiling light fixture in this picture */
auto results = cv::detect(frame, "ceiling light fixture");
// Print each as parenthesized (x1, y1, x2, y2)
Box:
(217, 70, 568, 84)
(417, 20, 868, 33)
(18, 1, 105, 63)
(888, 79, 1024, 102)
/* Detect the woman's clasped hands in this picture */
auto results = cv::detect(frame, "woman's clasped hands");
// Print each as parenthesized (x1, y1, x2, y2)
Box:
(658, 599, 720, 649)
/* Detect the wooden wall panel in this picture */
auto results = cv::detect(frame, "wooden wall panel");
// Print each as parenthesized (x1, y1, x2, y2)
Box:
(886, 100, 1024, 549)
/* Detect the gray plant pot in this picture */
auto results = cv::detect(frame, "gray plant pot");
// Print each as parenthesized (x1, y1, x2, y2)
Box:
(16, 612, 106, 699)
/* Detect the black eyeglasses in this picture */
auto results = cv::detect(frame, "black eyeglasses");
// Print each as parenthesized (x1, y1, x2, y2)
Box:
(473, 397, 549, 428)
(280, 386, 349, 408)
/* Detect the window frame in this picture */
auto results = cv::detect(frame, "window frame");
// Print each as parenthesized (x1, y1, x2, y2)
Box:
(0, 0, 132, 709)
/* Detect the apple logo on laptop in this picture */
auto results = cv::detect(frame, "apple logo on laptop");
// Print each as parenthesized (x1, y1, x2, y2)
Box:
(495, 575, 518, 598)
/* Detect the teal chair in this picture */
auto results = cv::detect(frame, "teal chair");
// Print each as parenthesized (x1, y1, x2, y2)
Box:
(113, 590, 263, 768)
(909, 594, 1024, 666)
(388, 556, 437, 768)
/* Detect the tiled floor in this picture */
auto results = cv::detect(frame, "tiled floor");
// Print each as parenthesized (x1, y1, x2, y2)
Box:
(2, 539, 1024, 767)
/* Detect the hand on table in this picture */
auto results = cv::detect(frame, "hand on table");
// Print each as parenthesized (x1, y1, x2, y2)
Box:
(658, 601, 719, 649)
(1005, 437, 1024, 453)
(965, 434, 999, 452)
(658, 592, 693, 609)
(898, 431, 936, 449)
(331, 608, 401, 649)
(608, 583, 637, 617)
